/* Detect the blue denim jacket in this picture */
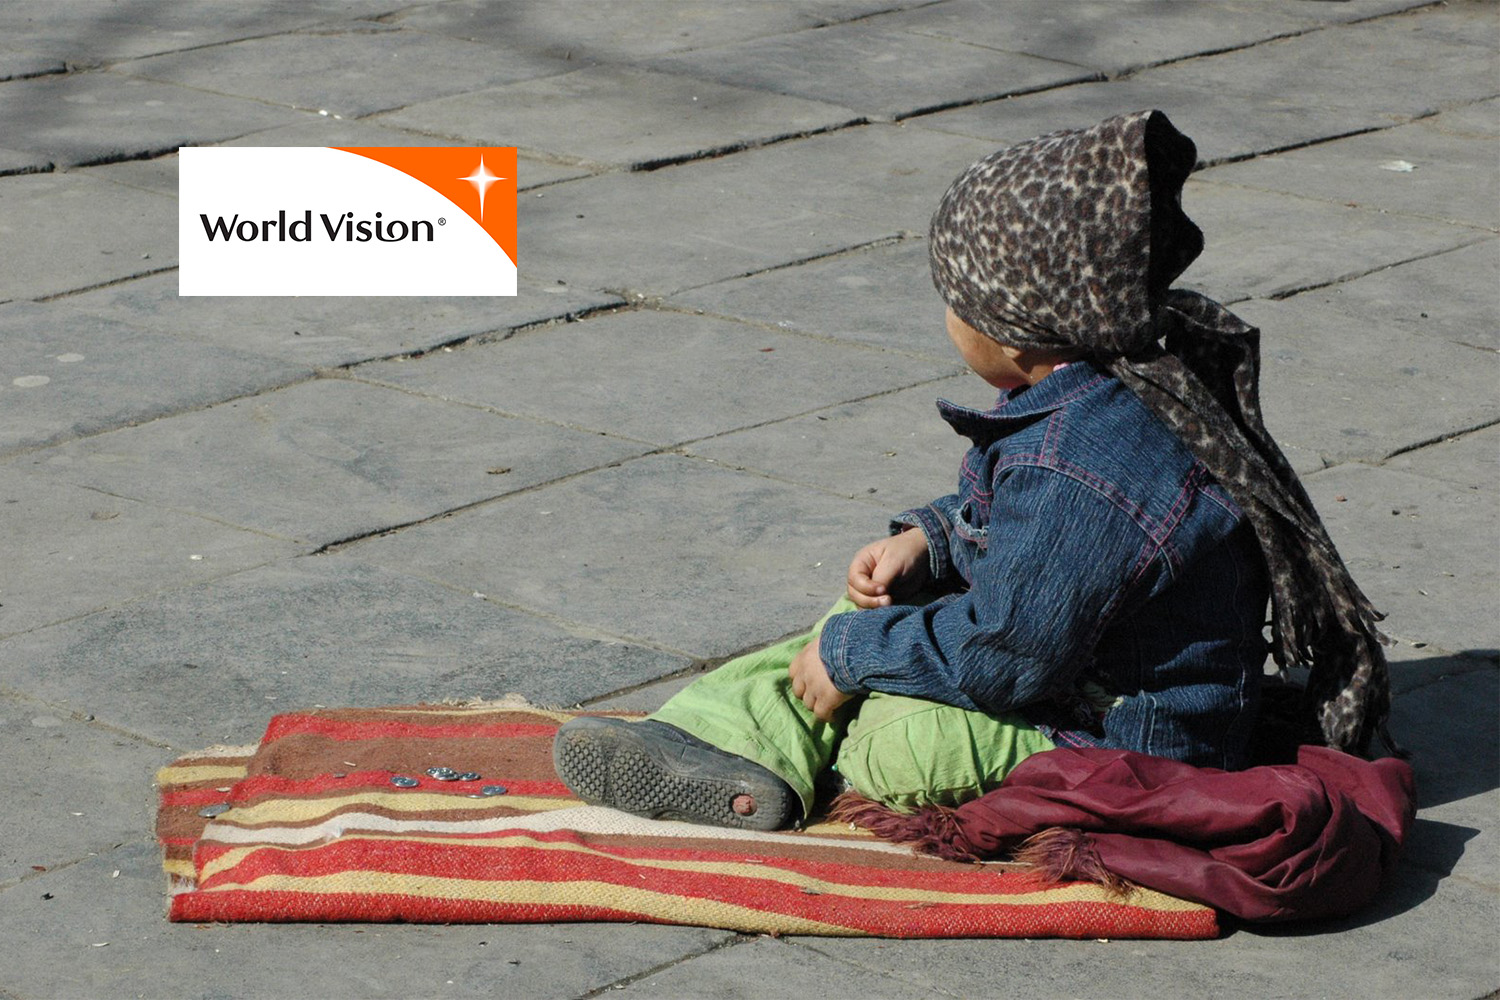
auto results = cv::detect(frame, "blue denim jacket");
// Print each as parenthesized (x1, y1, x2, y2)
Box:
(819, 362, 1269, 770)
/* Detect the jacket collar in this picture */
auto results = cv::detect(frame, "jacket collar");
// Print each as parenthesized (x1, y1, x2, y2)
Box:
(936, 361, 1111, 446)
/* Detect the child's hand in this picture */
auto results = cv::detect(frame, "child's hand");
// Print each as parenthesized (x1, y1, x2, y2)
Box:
(789, 642, 851, 722)
(846, 528, 930, 609)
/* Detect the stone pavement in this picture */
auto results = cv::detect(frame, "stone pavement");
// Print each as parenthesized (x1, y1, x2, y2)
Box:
(0, 1, 1495, 997)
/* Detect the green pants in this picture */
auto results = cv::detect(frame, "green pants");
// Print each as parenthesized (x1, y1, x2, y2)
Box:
(651, 597, 1053, 817)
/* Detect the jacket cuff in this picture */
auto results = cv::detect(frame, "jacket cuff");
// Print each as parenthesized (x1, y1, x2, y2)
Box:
(818, 611, 864, 694)
(891, 505, 953, 582)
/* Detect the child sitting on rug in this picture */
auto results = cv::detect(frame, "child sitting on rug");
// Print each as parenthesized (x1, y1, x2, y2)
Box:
(553, 110, 1395, 831)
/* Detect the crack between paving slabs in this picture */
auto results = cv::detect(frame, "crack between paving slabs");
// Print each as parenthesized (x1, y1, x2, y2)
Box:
(1380, 416, 1500, 462)
(629, 115, 873, 173)
(786, 938, 971, 999)
(32, 264, 179, 304)
(657, 231, 915, 299)
(0, 835, 154, 895)
(0, 684, 178, 751)
(571, 933, 755, 1000)
(1261, 234, 1498, 302)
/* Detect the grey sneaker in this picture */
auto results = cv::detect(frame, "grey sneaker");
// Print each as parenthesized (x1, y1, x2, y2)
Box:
(552, 717, 797, 831)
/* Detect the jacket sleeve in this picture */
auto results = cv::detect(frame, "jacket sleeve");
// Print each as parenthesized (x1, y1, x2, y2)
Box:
(820, 465, 1157, 714)
(890, 494, 961, 584)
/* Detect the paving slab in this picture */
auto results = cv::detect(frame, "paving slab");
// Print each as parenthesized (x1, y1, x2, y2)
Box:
(0, 71, 301, 168)
(686, 375, 998, 514)
(0, 557, 687, 749)
(619, 935, 938, 999)
(22, 377, 647, 547)
(1200, 107, 1500, 231)
(0, 466, 298, 639)
(1230, 294, 1500, 465)
(375, 65, 864, 172)
(1142, 2, 1500, 121)
(647, 21, 1097, 120)
(801, 860, 1498, 1000)
(670, 239, 952, 356)
(356, 309, 954, 447)
(518, 122, 995, 292)
(915, 75, 1416, 168)
(1293, 239, 1499, 353)
(0, 694, 169, 888)
(353, 454, 884, 659)
(0, 171, 176, 301)
(887, 0, 1316, 76)
(117, 22, 572, 120)
(389, 0, 924, 60)
(0, 1, 405, 63)
(62, 269, 621, 368)
(0, 301, 310, 458)
(1304, 461, 1496, 654)
(0, 843, 730, 1000)
(1177, 178, 1482, 303)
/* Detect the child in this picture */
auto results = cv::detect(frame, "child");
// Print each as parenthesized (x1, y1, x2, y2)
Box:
(553, 110, 1395, 831)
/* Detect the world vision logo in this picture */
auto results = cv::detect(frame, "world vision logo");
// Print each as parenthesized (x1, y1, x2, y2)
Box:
(178, 147, 517, 296)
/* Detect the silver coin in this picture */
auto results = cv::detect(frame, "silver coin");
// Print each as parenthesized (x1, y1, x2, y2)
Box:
(426, 767, 457, 778)
(197, 803, 231, 818)
(478, 784, 508, 796)
(390, 776, 421, 788)
(457, 772, 482, 782)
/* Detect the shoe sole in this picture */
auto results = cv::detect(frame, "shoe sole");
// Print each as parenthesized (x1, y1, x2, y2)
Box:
(552, 717, 793, 831)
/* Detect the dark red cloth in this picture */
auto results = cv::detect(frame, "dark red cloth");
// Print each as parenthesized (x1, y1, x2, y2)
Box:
(841, 746, 1415, 922)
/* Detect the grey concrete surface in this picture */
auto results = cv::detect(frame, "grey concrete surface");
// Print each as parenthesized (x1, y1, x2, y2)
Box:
(0, 2, 1494, 999)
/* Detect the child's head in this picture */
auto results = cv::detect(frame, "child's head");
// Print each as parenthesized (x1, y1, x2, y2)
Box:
(928, 111, 1202, 365)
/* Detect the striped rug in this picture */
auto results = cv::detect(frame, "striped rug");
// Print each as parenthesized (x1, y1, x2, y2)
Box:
(156, 704, 1217, 938)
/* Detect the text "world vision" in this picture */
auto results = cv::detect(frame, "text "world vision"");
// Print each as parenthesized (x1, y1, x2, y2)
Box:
(199, 210, 438, 243)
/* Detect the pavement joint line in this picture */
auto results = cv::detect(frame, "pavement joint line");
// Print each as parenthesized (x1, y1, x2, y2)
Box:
(571, 932, 753, 1000)
(31, 264, 179, 304)
(0, 161, 54, 179)
(666, 231, 914, 297)
(1106, 0, 1445, 85)
(628, 115, 873, 173)
(0, 835, 154, 895)
(1263, 234, 1497, 301)
(335, 369, 664, 448)
(334, 298, 633, 365)
(0, 683, 176, 751)
(1379, 415, 1500, 462)
(1196, 121, 1403, 171)
(785, 937, 972, 998)
(653, 298, 959, 365)
(0, 369, 321, 464)
(887, 69, 1106, 123)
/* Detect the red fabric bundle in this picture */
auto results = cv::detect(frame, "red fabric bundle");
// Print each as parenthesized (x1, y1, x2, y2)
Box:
(834, 746, 1415, 922)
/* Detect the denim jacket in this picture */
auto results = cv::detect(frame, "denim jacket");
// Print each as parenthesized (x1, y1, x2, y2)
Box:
(819, 362, 1269, 770)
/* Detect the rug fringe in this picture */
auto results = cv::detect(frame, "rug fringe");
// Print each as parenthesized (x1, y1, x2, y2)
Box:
(828, 792, 980, 863)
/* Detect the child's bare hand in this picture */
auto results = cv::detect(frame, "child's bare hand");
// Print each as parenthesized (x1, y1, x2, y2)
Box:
(846, 529, 930, 609)
(789, 642, 851, 722)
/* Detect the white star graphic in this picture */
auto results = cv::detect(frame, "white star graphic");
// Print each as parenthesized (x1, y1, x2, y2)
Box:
(458, 156, 505, 222)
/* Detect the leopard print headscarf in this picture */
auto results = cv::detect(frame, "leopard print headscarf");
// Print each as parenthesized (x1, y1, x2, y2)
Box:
(929, 110, 1397, 756)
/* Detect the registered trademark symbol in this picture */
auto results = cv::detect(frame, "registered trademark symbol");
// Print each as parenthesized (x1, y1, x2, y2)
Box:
(438, 217, 446, 226)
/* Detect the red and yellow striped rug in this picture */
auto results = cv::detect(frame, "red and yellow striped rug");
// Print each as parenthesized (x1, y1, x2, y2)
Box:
(156, 704, 1217, 938)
